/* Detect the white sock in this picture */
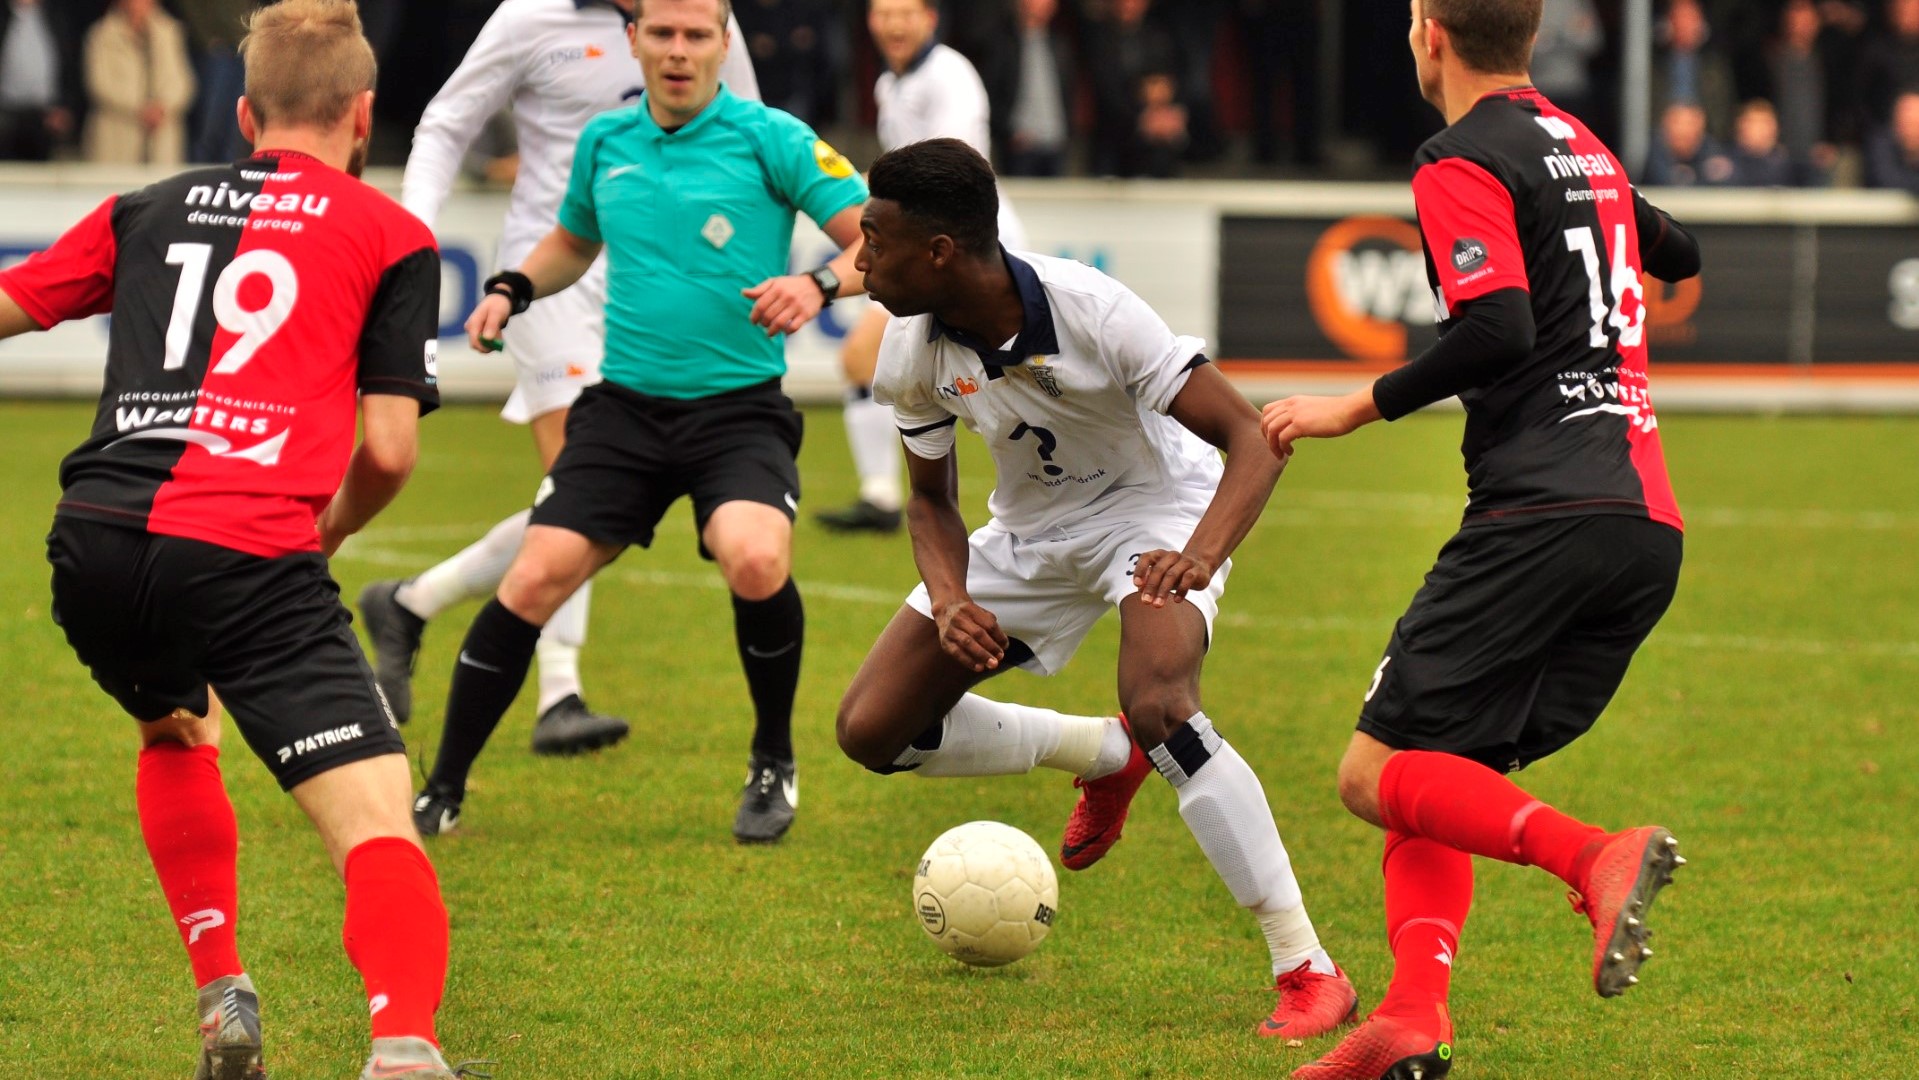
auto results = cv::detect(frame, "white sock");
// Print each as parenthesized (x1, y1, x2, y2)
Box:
(395, 509, 530, 620)
(889, 694, 1122, 778)
(844, 387, 903, 512)
(1149, 711, 1334, 977)
(535, 581, 591, 714)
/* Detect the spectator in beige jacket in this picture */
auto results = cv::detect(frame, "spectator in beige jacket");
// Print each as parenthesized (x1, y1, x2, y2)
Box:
(82, 0, 195, 164)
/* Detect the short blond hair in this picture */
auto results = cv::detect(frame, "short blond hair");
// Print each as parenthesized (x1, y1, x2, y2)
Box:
(240, 0, 377, 129)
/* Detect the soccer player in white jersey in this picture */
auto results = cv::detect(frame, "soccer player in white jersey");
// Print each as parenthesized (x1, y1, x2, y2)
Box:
(815, 0, 1029, 534)
(356, 0, 759, 754)
(836, 139, 1359, 1040)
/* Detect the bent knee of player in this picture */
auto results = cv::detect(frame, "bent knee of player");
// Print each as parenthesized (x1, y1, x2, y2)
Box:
(1117, 682, 1199, 751)
(289, 753, 419, 874)
(1336, 747, 1389, 826)
(139, 703, 222, 749)
(497, 551, 585, 624)
(835, 696, 917, 773)
(719, 543, 790, 600)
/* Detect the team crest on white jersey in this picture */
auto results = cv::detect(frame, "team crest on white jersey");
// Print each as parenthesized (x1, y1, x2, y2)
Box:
(1027, 356, 1063, 398)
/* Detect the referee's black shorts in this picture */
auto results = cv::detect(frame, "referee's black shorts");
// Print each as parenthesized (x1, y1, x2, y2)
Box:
(1356, 513, 1682, 773)
(530, 378, 804, 555)
(46, 517, 406, 790)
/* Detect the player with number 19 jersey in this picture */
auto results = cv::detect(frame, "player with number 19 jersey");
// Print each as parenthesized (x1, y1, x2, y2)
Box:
(1404, 86, 1683, 528)
(1, 150, 441, 557)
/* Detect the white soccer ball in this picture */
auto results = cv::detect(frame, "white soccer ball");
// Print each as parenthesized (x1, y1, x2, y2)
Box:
(912, 820, 1059, 968)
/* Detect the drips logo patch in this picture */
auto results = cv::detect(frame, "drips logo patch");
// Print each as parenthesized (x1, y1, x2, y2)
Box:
(1451, 238, 1488, 273)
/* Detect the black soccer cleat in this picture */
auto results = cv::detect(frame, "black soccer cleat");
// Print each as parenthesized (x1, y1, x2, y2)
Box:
(529, 694, 630, 756)
(358, 578, 426, 725)
(193, 974, 266, 1080)
(814, 499, 902, 534)
(413, 784, 463, 838)
(733, 753, 798, 843)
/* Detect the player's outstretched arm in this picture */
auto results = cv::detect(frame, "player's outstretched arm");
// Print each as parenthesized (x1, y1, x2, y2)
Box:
(1136, 363, 1286, 606)
(317, 394, 421, 558)
(465, 224, 602, 352)
(400, 5, 524, 228)
(744, 204, 868, 337)
(904, 445, 1007, 672)
(0, 291, 43, 340)
(1259, 386, 1385, 459)
(1262, 283, 1539, 458)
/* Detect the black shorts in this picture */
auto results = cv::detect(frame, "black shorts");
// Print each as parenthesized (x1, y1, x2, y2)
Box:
(529, 378, 803, 556)
(46, 517, 406, 790)
(1357, 513, 1682, 773)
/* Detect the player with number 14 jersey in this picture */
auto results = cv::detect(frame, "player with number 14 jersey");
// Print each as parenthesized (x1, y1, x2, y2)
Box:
(1263, 2, 1702, 1077)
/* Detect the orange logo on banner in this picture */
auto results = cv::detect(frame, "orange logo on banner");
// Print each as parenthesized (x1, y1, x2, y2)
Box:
(1641, 274, 1702, 347)
(1305, 216, 1428, 364)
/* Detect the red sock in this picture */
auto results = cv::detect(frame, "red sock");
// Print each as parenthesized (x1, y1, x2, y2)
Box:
(138, 743, 244, 988)
(343, 838, 449, 1045)
(1378, 750, 1607, 889)
(1376, 831, 1473, 1019)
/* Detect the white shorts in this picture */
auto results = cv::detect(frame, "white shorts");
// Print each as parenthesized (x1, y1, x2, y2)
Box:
(905, 516, 1229, 676)
(499, 275, 605, 424)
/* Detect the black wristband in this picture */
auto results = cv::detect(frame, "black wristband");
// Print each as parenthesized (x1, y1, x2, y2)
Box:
(483, 270, 535, 316)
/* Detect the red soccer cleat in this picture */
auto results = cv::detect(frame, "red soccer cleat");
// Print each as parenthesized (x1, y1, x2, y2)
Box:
(1292, 1004, 1453, 1080)
(1059, 716, 1152, 871)
(1259, 961, 1360, 1042)
(1570, 825, 1685, 998)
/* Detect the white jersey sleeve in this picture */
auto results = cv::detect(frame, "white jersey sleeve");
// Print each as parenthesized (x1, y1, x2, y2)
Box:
(400, 5, 527, 229)
(722, 14, 760, 102)
(1098, 286, 1207, 415)
(872, 316, 958, 459)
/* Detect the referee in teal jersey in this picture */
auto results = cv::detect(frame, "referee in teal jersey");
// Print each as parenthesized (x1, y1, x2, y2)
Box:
(415, 0, 869, 845)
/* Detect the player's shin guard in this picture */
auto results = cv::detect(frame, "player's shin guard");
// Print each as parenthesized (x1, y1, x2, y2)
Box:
(733, 579, 803, 761)
(843, 387, 903, 512)
(342, 838, 447, 1045)
(1378, 750, 1607, 888)
(1151, 713, 1332, 975)
(1378, 831, 1473, 1016)
(138, 743, 244, 987)
(893, 695, 1122, 778)
(396, 509, 531, 620)
(427, 600, 541, 794)
(535, 581, 591, 715)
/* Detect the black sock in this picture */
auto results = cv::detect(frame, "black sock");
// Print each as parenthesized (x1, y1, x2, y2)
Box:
(732, 578, 803, 761)
(427, 599, 542, 795)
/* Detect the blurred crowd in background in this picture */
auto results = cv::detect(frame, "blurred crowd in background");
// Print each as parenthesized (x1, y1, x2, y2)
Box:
(2, 0, 1916, 194)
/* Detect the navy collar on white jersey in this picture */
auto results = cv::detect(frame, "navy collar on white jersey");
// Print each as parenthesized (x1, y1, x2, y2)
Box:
(928, 247, 1059, 375)
(897, 39, 939, 76)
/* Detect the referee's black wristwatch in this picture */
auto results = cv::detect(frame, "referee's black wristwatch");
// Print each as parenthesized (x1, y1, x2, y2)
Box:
(806, 265, 841, 306)
(483, 269, 535, 316)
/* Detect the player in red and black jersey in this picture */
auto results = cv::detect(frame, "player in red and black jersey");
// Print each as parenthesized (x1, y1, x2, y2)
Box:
(1261, 1, 1700, 1077)
(0, 4, 473, 1079)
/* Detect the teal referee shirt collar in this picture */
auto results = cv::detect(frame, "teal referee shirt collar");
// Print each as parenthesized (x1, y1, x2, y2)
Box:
(634, 85, 734, 139)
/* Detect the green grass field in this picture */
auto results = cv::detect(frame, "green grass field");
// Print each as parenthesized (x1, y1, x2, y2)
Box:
(3, 401, 1915, 1078)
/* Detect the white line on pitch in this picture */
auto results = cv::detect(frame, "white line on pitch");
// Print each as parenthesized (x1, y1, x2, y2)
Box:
(336, 545, 1919, 661)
